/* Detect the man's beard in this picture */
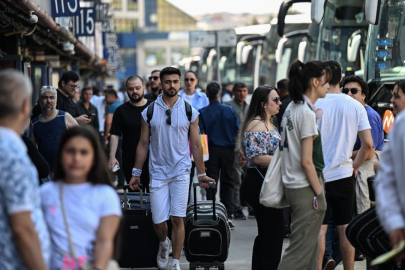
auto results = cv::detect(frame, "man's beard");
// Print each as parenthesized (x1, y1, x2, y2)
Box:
(151, 87, 160, 92)
(163, 88, 178, 97)
(40, 104, 55, 113)
(129, 93, 144, 103)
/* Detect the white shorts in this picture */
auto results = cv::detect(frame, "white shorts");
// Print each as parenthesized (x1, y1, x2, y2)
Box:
(149, 174, 189, 224)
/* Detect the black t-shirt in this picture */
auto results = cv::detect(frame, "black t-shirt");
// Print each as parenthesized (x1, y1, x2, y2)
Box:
(57, 90, 76, 117)
(110, 100, 152, 161)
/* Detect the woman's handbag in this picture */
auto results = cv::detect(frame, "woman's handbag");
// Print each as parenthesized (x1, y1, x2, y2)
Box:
(258, 147, 289, 208)
(59, 183, 119, 270)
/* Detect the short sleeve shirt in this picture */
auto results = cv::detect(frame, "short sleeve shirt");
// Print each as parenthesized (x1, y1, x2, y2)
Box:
(57, 90, 76, 117)
(40, 182, 122, 269)
(110, 101, 152, 161)
(315, 94, 371, 182)
(280, 102, 320, 189)
(107, 100, 123, 115)
(353, 105, 384, 151)
(141, 96, 199, 180)
(0, 127, 50, 270)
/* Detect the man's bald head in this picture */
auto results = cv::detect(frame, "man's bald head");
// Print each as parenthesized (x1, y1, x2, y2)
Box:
(0, 69, 32, 119)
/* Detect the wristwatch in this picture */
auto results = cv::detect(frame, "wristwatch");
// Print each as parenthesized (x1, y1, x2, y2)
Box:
(197, 173, 206, 178)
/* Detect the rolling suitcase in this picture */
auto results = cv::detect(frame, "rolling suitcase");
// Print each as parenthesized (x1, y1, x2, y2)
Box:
(184, 183, 231, 270)
(118, 185, 159, 268)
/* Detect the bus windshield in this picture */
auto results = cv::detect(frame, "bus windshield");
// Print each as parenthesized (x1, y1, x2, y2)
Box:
(260, 16, 310, 87)
(366, 0, 405, 82)
(317, 0, 368, 75)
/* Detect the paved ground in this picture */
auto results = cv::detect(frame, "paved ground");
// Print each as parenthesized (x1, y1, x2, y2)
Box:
(130, 207, 367, 269)
(127, 183, 367, 270)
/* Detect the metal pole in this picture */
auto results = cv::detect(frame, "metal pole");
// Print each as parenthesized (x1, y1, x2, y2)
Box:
(215, 31, 221, 85)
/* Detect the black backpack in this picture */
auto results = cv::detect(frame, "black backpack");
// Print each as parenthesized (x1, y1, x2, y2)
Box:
(146, 101, 193, 135)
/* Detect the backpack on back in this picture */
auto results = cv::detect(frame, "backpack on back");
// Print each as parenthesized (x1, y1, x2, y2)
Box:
(146, 101, 193, 134)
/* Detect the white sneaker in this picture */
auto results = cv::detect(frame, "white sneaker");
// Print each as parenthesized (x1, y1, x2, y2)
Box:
(157, 239, 171, 270)
(169, 241, 173, 256)
(171, 263, 181, 270)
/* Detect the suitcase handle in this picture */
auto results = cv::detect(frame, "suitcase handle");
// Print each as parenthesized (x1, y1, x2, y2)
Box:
(193, 182, 216, 221)
(123, 184, 143, 210)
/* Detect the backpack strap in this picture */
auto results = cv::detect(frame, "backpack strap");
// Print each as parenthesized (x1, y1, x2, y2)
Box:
(146, 102, 155, 125)
(184, 101, 192, 122)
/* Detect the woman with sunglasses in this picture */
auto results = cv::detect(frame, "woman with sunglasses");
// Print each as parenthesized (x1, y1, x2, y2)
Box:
(40, 125, 122, 270)
(277, 60, 330, 270)
(179, 71, 210, 201)
(237, 85, 284, 269)
(179, 71, 209, 111)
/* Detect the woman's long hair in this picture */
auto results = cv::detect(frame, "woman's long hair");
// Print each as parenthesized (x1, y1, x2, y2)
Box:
(288, 60, 331, 103)
(53, 125, 113, 186)
(236, 85, 275, 155)
(395, 80, 405, 96)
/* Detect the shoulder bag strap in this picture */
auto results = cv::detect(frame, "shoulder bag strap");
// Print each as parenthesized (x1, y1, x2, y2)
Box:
(59, 183, 78, 262)
(252, 163, 265, 179)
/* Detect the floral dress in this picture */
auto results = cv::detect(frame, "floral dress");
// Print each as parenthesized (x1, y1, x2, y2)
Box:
(243, 130, 281, 168)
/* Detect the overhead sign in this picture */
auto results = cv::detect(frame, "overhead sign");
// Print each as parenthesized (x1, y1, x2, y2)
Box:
(74, 8, 95, 36)
(105, 33, 118, 48)
(95, 3, 109, 22)
(217, 30, 237, 47)
(51, 0, 80, 17)
(189, 30, 237, 48)
(383, 110, 394, 133)
(101, 16, 115, 33)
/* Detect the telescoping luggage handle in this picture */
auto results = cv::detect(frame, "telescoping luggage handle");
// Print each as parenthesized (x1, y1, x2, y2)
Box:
(193, 182, 216, 221)
(123, 184, 144, 210)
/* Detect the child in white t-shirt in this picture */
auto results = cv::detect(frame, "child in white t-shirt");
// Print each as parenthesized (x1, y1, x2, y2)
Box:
(40, 125, 122, 270)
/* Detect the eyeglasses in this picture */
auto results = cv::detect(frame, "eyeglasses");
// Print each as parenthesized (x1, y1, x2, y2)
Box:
(67, 83, 80, 89)
(149, 76, 159, 81)
(273, 97, 281, 103)
(343, 88, 361, 95)
(166, 109, 171, 125)
(185, 78, 195, 82)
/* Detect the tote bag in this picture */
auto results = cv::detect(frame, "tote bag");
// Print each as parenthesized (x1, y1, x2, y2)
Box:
(259, 147, 289, 208)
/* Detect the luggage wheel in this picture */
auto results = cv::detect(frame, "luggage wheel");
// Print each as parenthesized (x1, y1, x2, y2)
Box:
(189, 262, 224, 270)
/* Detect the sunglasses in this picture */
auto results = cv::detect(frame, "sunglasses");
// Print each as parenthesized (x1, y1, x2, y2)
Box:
(185, 78, 195, 82)
(149, 76, 159, 81)
(273, 97, 281, 103)
(343, 88, 361, 95)
(166, 109, 171, 125)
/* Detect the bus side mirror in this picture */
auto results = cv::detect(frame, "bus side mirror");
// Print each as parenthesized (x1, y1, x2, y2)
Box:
(365, 0, 381, 25)
(278, 0, 311, 36)
(242, 45, 253, 65)
(311, 0, 326, 24)
(347, 31, 362, 63)
(276, 37, 288, 64)
(298, 40, 308, 62)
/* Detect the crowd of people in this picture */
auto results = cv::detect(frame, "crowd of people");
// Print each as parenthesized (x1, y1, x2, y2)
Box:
(1, 57, 405, 270)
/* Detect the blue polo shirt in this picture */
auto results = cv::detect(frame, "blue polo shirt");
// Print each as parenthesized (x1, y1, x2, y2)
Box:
(198, 101, 240, 148)
(353, 105, 384, 151)
(179, 89, 209, 111)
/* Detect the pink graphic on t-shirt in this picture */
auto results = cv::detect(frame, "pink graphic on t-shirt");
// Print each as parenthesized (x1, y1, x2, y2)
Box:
(61, 254, 88, 269)
(50, 205, 57, 215)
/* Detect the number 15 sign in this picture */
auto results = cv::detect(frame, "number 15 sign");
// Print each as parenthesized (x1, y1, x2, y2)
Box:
(74, 8, 95, 36)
